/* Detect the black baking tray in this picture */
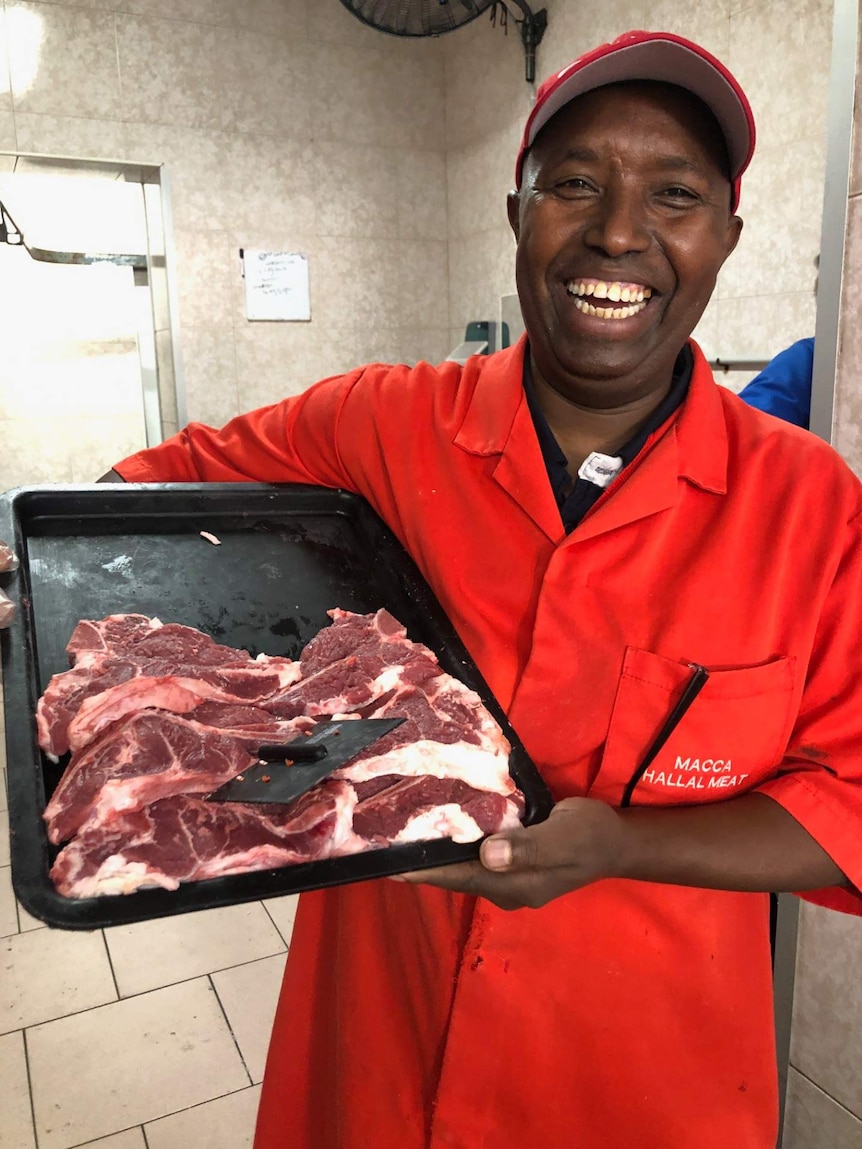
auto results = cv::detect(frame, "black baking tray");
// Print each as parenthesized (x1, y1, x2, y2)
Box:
(0, 484, 553, 929)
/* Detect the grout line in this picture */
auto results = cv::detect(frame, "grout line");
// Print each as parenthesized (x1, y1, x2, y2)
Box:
(22, 1027, 40, 1149)
(260, 897, 293, 950)
(208, 973, 254, 1087)
(142, 1122, 151, 1149)
(788, 1064, 862, 1124)
(100, 927, 121, 1001)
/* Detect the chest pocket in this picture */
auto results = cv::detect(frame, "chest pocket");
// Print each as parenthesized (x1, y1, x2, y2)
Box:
(593, 646, 797, 807)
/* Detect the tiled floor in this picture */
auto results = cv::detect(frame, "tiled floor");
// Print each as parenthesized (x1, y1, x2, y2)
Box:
(0, 676, 295, 1149)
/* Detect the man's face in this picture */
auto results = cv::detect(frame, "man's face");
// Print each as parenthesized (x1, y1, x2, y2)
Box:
(509, 81, 743, 408)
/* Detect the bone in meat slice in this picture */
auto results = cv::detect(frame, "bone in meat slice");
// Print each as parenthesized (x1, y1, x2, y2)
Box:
(51, 785, 351, 898)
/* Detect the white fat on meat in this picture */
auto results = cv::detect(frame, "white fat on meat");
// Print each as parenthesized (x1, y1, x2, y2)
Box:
(393, 804, 483, 844)
(66, 662, 303, 751)
(337, 739, 515, 795)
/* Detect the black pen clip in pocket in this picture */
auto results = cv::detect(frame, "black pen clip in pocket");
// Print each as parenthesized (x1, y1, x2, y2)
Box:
(620, 663, 710, 808)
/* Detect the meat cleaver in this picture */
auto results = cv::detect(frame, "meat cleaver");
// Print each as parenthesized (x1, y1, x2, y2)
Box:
(207, 717, 405, 805)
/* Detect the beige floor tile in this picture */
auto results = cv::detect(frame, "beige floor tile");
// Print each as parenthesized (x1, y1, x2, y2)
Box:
(211, 953, 286, 1083)
(0, 1030, 36, 1149)
(145, 1085, 261, 1149)
(0, 927, 116, 1034)
(262, 893, 298, 946)
(0, 766, 7, 812)
(74, 1132, 146, 1149)
(29, 978, 249, 1149)
(105, 902, 285, 998)
(0, 864, 18, 937)
(16, 900, 47, 932)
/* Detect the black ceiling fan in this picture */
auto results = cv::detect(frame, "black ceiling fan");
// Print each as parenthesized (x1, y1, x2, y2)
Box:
(337, 0, 548, 82)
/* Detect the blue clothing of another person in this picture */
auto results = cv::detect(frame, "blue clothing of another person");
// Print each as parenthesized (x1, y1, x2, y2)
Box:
(737, 337, 814, 429)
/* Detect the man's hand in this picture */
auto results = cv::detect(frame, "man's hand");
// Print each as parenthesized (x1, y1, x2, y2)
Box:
(394, 791, 848, 910)
(393, 798, 625, 910)
(0, 540, 19, 628)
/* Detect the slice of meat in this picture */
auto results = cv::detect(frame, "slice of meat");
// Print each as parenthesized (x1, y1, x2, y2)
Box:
(38, 624, 301, 758)
(66, 614, 163, 662)
(64, 663, 301, 754)
(43, 713, 254, 845)
(349, 775, 522, 844)
(44, 708, 317, 845)
(51, 784, 352, 898)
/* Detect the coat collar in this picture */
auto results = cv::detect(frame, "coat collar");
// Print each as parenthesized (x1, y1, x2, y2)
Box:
(452, 333, 729, 542)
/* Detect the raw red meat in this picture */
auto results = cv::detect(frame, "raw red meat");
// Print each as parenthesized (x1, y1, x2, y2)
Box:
(44, 711, 311, 846)
(37, 619, 300, 758)
(42, 608, 524, 899)
(51, 786, 350, 897)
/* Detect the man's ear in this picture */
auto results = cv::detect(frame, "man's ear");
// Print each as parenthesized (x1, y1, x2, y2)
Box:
(725, 214, 743, 261)
(507, 191, 521, 241)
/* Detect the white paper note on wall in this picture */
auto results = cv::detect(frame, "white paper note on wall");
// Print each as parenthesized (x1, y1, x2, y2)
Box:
(242, 250, 310, 321)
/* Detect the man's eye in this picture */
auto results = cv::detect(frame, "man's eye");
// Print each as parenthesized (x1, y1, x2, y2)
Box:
(554, 178, 595, 196)
(661, 186, 698, 200)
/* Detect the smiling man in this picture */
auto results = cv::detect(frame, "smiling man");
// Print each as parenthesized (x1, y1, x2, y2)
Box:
(77, 29, 862, 1149)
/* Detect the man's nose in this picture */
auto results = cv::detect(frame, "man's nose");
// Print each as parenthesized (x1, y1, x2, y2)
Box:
(582, 187, 651, 257)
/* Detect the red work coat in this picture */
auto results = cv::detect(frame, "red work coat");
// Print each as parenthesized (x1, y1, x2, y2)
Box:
(117, 339, 862, 1149)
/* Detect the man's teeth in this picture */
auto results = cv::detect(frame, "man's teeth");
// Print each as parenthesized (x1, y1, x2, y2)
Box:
(565, 280, 651, 319)
(573, 298, 647, 319)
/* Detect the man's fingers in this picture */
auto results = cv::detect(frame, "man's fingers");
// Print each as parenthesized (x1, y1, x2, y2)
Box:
(0, 586, 15, 629)
(0, 542, 18, 573)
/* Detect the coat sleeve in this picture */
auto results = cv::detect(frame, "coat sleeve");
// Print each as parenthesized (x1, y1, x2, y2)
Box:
(755, 506, 862, 913)
(113, 368, 370, 488)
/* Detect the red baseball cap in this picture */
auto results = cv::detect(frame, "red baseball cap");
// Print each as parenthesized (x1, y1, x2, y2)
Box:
(515, 30, 756, 211)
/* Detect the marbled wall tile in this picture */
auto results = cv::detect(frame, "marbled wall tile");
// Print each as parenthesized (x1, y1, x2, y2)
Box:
(444, 15, 531, 153)
(237, 0, 306, 38)
(311, 235, 403, 330)
(690, 299, 720, 361)
(718, 136, 826, 301)
(448, 225, 517, 333)
(729, 0, 832, 152)
(395, 239, 448, 329)
(308, 0, 395, 49)
(220, 27, 311, 138)
(172, 227, 237, 332)
(716, 291, 816, 361)
(790, 900, 862, 1115)
(313, 139, 400, 240)
(833, 193, 862, 476)
(226, 133, 316, 233)
(116, 0, 235, 23)
(234, 321, 325, 410)
(0, 111, 15, 150)
(116, 16, 233, 132)
(536, 0, 731, 80)
(783, 1071, 862, 1149)
(179, 322, 238, 426)
(8, 3, 122, 120)
(447, 120, 521, 241)
(304, 40, 384, 148)
(14, 113, 126, 160)
(397, 327, 452, 367)
(396, 148, 447, 242)
(308, 37, 445, 153)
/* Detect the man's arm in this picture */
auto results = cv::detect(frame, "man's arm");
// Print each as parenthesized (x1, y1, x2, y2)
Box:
(397, 793, 846, 911)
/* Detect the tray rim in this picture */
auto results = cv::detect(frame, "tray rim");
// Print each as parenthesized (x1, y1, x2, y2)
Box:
(0, 482, 554, 929)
